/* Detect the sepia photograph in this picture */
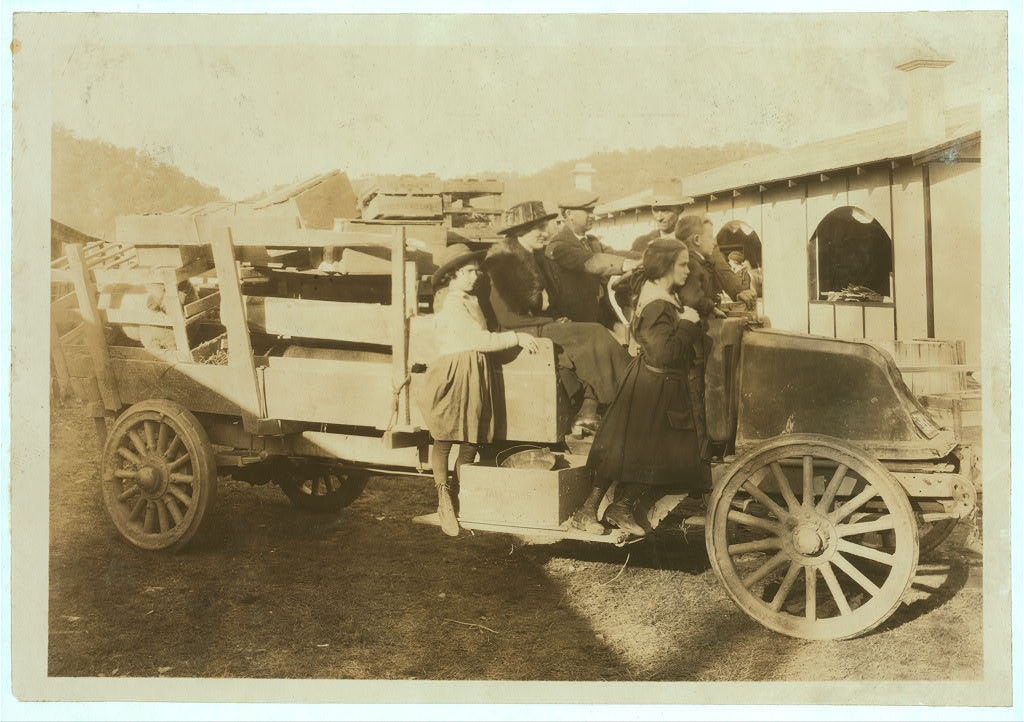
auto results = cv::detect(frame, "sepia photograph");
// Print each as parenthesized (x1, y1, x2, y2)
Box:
(4, 5, 1020, 717)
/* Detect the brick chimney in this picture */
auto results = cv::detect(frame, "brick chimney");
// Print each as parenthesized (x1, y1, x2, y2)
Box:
(897, 55, 954, 151)
(572, 162, 596, 192)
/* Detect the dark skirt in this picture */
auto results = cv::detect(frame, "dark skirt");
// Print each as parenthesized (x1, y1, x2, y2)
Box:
(586, 357, 705, 489)
(417, 351, 497, 444)
(539, 322, 629, 404)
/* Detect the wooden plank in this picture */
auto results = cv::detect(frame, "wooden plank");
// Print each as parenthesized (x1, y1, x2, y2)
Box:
(834, 304, 864, 340)
(891, 165, 929, 343)
(262, 360, 394, 428)
(211, 228, 265, 429)
(391, 227, 410, 429)
(183, 291, 220, 319)
(51, 268, 73, 284)
(761, 182, 809, 334)
(50, 314, 72, 397)
(93, 257, 210, 287)
(293, 431, 424, 469)
(244, 296, 392, 345)
(65, 244, 121, 412)
(441, 178, 504, 195)
(864, 305, 896, 340)
(807, 302, 835, 336)
(363, 194, 443, 220)
(110, 357, 244, 416)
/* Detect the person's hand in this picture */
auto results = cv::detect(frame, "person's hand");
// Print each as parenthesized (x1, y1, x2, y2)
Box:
(556, 316, 570, 324)
(737, 289, 758, 310)
(516, 333, 539, 354)
(541, 289, 550, 311)
(679, 306, 700, 324)
(712, 306, 728, 319)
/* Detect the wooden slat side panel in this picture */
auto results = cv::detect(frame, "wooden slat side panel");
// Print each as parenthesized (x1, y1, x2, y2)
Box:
(65, 244, 121, 411)
(244, 297, 393, 345)
(110, 359, 245, 416)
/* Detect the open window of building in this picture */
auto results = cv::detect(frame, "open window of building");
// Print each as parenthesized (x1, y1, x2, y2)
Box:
(717, 220, 763, 297)
(808, 206, 894, 303)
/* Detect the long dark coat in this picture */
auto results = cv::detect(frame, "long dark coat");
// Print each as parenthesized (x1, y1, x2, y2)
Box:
(586, 291, 706, 490)
(543, 224, 631, 326)
(483, 239, 630, 404)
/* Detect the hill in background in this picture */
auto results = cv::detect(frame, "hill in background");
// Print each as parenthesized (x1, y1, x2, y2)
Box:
(52, 125, 224, 241)
(494, 142, 777, 209)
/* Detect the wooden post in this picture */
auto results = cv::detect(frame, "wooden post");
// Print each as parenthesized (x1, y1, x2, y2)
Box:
(160, 267, 194, 363)
(211, 227, 265, 432)
(49, 313, 71, 401)
(65, 244, 121, 421)
(391, 226, 410, 427)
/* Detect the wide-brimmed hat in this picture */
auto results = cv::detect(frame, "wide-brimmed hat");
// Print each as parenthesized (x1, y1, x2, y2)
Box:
(651, 191, 695, 209)
(498, 201, 558, 236)
(431, 243, 486, 286)
(557, 189, 600, 211)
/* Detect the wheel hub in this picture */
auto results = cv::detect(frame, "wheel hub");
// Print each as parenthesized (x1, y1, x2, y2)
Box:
(793, 525, 825, 555)
(136, 460, 168, 498)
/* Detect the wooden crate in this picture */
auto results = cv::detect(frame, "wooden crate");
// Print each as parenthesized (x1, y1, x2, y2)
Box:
(458, 456, 592, 528)
(362, 194, 443, 220)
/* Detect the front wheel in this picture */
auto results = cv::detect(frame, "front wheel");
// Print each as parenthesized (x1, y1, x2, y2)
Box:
(706, 434, 918, 640)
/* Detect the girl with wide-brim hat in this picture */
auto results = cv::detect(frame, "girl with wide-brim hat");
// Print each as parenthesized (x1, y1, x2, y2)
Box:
(418, 244, 539, 536)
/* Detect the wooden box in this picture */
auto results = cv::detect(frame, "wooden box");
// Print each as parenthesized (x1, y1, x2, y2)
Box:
(458, 456, 592, 528)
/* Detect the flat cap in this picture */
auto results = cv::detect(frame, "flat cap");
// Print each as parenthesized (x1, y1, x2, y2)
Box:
(558, 189, 600, 210)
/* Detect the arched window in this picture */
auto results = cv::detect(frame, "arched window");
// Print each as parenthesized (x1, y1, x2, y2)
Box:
(717, 220, 763, 296)
(808, 206, 893, 301)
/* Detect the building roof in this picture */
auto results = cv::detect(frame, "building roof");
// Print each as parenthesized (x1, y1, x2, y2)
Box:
(597, 104, 981, 216)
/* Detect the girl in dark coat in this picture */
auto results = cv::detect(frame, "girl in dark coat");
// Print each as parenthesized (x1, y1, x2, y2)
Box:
(571, 238, 708, 535)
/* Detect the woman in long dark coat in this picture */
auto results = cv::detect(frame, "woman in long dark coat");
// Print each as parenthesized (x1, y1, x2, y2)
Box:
(571, 238, 708, 535)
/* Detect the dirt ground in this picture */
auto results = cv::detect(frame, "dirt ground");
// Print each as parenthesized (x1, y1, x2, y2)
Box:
(47, 400, 984, 681)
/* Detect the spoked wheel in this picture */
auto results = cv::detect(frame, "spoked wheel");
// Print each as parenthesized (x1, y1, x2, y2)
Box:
(706, 434, 918, 640)
(278, 460, 368, 513)
(100, 399, 217, 551)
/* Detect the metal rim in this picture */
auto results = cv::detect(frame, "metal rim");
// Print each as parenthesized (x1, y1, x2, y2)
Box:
(100, 400, 216, 550)
(706, 434, 918, 640)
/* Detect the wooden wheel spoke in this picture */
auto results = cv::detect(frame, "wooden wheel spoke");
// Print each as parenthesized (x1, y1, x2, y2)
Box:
(156, 421, 170, 456)
(163, 496, 184, 525)
(804, 567, 817, 622)
(816, 463, 849, 513)
(169, 473, 194, 485)
(168, 453, 191, 472)
(728, 537, 783, 555)
(143, 502, 157, 533)
(167, 483, 193, 507)
(143, 421, 157, 452)
(770, 461, 799, 511)
(117, 446, 143, 466)
(836, 539, 895, 566)
(727, 509, 784, 535)
(802, 455, 815, 508)
(741, 551, 788, 589)
(117, 484, 140, 501)
(770, 562, 803, 612)
(832, 553, 882, 596)
(128, 496, 147, 520)
(156, 500, 172, 533)
(740, 479, 788, 521)
(163, 435, 182, 461)
(819, 563, 853, 616)
(128, 430, 148, 457)
(114, 468, 138, 480)
(836, 515, 895, 537)
(829, 485, 878, 523)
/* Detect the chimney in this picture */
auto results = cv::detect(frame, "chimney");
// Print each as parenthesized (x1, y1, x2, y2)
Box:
(897, 55, 954, 150)
(572, 162, 596, 192)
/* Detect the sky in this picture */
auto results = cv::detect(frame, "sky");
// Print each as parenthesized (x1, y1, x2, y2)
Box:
(49, 12, 1005, 200)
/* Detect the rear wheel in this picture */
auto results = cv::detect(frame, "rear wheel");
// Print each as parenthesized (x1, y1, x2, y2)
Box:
(100, 399, 217, 550)
(277, 460, 368, 513)
(706, 434, 918, 640)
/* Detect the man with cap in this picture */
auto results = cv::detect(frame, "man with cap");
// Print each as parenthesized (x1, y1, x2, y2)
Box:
(484, 201, 631, 435)
(630, 190, 694, 255)
(544, 189, 640, 328)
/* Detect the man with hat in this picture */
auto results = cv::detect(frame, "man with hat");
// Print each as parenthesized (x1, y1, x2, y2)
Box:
(544, 189, 640, 328)
(484, 201, 631, 435)
(631, 189, 695, 254)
